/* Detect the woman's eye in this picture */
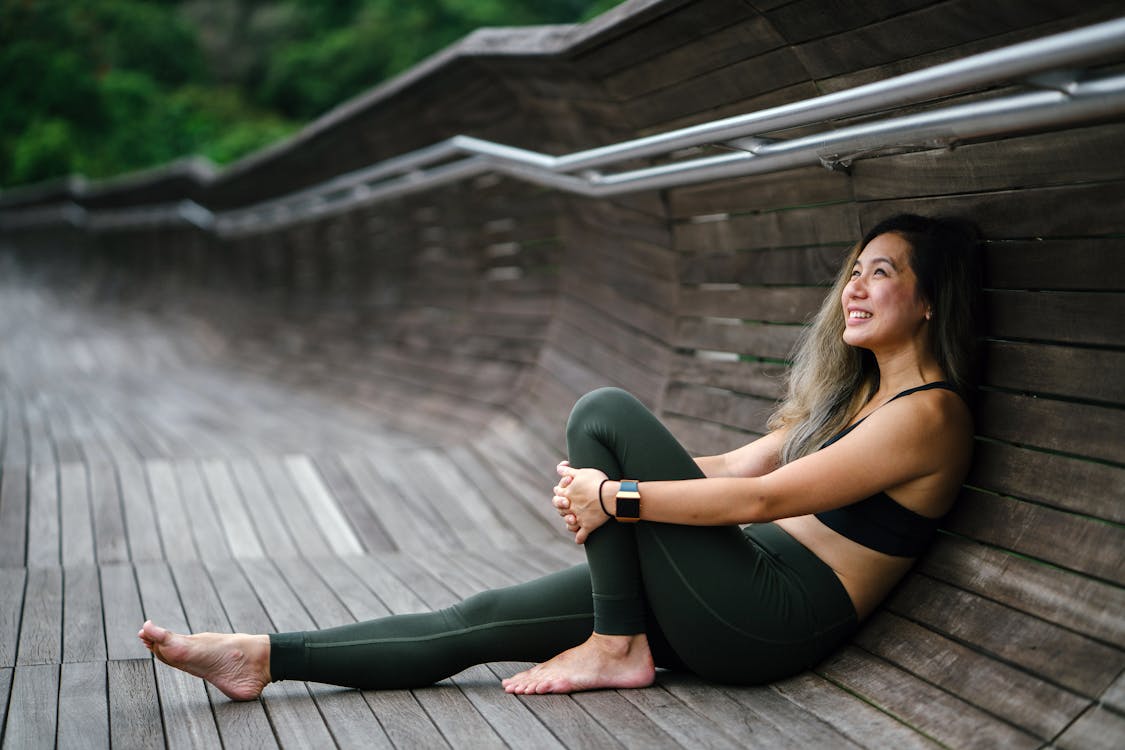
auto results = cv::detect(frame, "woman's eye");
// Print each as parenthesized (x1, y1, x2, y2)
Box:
(873, 268, 887, 276)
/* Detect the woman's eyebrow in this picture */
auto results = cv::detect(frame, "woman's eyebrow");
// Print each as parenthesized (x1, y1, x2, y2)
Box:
(854, 256, 898, 269)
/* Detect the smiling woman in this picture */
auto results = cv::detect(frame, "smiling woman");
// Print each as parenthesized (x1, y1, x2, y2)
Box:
(140, 214, 984, 698)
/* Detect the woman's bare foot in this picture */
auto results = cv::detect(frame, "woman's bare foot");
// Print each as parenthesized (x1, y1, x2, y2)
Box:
(502, 632, 655, 694)
(138, 620, 271, 701)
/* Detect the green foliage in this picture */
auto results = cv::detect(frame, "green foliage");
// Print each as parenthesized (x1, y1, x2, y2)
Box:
(0, 0, 623, 189)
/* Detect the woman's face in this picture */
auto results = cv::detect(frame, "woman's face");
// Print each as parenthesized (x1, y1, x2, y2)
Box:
(840, 232, 930, 352)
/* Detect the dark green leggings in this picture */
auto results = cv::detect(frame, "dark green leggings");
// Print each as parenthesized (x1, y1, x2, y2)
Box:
(270, 388, 857, 688)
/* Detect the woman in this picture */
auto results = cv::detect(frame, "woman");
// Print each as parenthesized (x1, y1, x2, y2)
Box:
(139, 213, 981, 699)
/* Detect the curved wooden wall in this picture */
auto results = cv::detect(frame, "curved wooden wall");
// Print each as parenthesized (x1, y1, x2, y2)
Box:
(2, 1, 1123, 746)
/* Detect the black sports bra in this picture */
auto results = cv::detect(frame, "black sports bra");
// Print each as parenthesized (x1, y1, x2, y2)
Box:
(813, 381, 957, 557)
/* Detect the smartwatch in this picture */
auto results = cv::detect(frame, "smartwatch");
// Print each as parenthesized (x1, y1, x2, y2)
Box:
(615, 480, 641, 522)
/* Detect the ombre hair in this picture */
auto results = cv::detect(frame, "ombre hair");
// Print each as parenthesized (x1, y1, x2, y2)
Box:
(769, 214, 982, 465)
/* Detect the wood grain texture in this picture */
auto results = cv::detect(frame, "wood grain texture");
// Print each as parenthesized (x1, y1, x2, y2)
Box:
(57, 661, 108, 750)
(3, 664, 59, 750)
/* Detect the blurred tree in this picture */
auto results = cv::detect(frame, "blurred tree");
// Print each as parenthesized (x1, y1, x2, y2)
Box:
(1, 0, 623, 188)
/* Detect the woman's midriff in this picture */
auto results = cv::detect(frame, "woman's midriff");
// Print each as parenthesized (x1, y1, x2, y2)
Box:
(773, 515, 915, 620)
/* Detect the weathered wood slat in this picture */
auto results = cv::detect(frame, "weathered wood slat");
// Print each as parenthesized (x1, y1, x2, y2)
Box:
(0, 467, 27, 567)
(922, 538, 1125, 647)
(604, 15, 786, 99)
(89, 462, 127, 563)
(254, 455, 334, 558)
(227, 457, 300, 558)
(946, 489, 1124, 584)
(60, 463, 95, 567)
(792, 0, 1079, 80)
(679, 285, 826, 322)
(100, 562, 144, 661)
(983, 238, 1125, 292)
(661, 670, 861, 748)
(677, 244, 848, 286)
(821, 646, 1040, 749)
(1055, 704, 1125, 750)
(772, 671, 942, 750)
(673, 204, 860, 253)
(663, 382, 776, 434)
(984, 341, 1125, 405)
(887, 575, 1123, 698)
(854, 612, 1088, 740)
(858, 180, 1125, 238)
(853, 123, 1125, 200)
(985, 290, 1125, 349)
(107, 660, 164, 750)
(142, 460, 197, 561)
(0, 570, 25, 668)
(673, 318, 801, 360)
(199, 459, 266, 559)
(977, 391, 1125, 464)
(26, 463, 59, 568)
(16, 567, 61, 667)
(669, 168, 852, 219)
(57, 661, 109, 750)
(3, 664, 59, 750)
(62, 565, 106, 664)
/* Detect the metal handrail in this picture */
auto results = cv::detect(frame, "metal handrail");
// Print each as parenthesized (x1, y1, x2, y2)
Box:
(3, 16, 1124, 236)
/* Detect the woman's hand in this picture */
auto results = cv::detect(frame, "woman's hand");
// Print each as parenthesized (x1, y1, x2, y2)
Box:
(552, 461, 610, 544)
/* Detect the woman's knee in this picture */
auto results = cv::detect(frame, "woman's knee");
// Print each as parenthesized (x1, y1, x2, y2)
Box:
(567, 387, 645, 438)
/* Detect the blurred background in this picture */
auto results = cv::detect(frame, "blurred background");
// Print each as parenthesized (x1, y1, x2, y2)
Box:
(0, 0, 621, 189)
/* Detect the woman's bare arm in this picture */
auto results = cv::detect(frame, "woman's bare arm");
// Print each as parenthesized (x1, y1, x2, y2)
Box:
(556, 390, 970, 542)
(694, 429, 787, 478)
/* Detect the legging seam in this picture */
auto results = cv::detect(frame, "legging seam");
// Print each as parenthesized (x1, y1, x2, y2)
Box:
(648, 531, 813, 647)
(304, 612, 593, 649)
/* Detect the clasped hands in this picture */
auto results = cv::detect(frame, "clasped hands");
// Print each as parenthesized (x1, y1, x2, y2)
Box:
(552, 461, 611, 544)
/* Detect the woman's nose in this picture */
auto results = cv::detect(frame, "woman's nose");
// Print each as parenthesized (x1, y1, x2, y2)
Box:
(846, 276, 867, 296)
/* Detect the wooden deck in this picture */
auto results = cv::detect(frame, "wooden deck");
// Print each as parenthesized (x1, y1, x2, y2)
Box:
(0, 274, 934, 749)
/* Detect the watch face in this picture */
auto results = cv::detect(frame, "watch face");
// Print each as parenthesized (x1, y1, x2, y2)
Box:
(616, 496, 641, 519)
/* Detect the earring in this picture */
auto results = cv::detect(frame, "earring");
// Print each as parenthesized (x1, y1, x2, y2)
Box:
(925, 309, 933, 321)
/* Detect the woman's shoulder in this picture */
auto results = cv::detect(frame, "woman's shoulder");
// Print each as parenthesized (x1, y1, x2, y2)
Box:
(868, 384, 973, 462)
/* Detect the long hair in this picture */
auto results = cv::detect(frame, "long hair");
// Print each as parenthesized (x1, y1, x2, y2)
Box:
(769, 214, 982, 465)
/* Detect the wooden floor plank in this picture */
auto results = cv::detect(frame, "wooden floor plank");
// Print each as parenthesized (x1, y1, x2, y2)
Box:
(253, 455, 334, 558)
(312, 453, 397, 554)
(304, 682, 396, 750)
(108, 659, 164, 749)
(0, 467, 28, 567)
(173, 460, 233, 561)
(227, 457, 300, 559)
(0, 570, 25, 669)
(26, 462, 59, 568)
(115, 460, 164, 562)
(59, 462, 96, 567)
(774, 672, 940, 750)
(822, 646, 1039, 750)
(100, 563, 145, 662)
(2, 664, 59, 750)
(0, 668, 11, 745)
(57, 661, 109, 750)
(285, 454, 364, 556)
(143, 460, 198, 562)
(62, 565, 107, 664)
(1055, 703, 1125, 750)
(16, 567, 62, 667)
(89, 461, 128, 564)
(199, 459, 266, 560)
